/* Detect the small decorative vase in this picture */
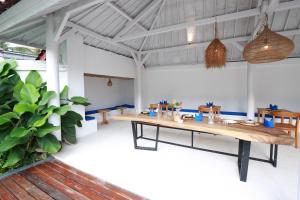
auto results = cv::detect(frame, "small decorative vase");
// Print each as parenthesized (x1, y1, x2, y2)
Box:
(173, 107, 181, 122)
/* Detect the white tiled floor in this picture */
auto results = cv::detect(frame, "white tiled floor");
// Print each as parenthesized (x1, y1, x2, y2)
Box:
(55, 120, 300, 200)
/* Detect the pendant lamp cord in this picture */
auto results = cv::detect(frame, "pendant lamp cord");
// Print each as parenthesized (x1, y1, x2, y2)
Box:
(214, 21, 218, 39)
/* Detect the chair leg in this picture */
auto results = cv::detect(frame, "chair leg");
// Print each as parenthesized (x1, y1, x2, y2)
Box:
(295, 131, 298, 148)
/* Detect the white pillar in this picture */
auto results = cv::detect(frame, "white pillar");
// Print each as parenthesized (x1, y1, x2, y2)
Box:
(46, 14, 61, 140)
(133, 53, 143, 114)
(66, 33, 85, 117)
(247, 63, 255, 121)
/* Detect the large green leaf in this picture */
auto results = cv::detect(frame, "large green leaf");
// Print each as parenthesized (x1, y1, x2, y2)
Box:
(13, 81, 24, 101)
(0, 60, 6, 74)
(62, 111, 83, 127)
(10, 127, 30, 138)
(69, 96, 90, 106)
(32, 112, 52, 127)
(0, 135, 28, 152)
(36, 123, 60, 138)
(39, 91, 56, 106)
(2, 146, 25, 168)
(60, 85, 69, 99)
(54, 105, 70, 115)
(13, 103, 38, 114)
(0, 60, 17, 77)
(20, 83, 40, 104)
(40, 105, 57, 115)
(0, 112, 19, 125)
(25, 71, 42, 88)
(37, 134, 61, 154)
(62, 126, 76, 144)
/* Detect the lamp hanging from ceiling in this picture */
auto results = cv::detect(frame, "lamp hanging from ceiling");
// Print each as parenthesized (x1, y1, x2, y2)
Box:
(107, 78, 112, 87)
(205, 22, 227, 69)
(243, 14, 294, 64)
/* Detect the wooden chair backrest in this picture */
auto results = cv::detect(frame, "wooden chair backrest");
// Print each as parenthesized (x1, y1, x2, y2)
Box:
(271, 110, 298, 124)
(149, 104, 169, 111)
(149, 104, 159, 110)
(198, 106, 221, 114)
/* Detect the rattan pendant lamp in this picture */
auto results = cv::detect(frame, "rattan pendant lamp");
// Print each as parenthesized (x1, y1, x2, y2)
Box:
(243, 15, 294, 64)
(205, 22, 227, 69)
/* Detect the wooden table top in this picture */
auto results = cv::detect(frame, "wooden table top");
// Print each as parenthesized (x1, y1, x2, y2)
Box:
(112, 114, 294, 145)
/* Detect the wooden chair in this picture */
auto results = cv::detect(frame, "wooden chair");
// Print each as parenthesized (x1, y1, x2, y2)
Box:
(271, 110, 299, 148)
(198, 105, 221, 114)
(149, 104, 173, 115)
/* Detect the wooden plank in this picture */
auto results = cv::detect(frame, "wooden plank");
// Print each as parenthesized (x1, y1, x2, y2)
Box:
(0, 182, 17, 200)
(1, 177, 35, 200)
(23, 167, 89, 200)
(36, 164, 109, 200)
(49, 161, 144, 200)
(10, 174, 53, 200)
(112, 114, 294, 145)
(21, 172, 72, 200)
(84, 73, 133, 80)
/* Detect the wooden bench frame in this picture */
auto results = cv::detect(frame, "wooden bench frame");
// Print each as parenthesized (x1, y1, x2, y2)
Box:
(98, 109, 110, 125)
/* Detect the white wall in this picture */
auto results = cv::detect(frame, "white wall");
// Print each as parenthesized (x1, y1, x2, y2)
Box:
(252, 59, 300, 112)
(15, 60, 67, 91)
(84, 45, 136, 78)
(143, 58, 300, 113)
(84, 76, 134, 110)
(66, 35, 85, 117)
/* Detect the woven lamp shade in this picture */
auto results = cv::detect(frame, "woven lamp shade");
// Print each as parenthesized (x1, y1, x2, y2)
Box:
(205, 38, 227, 69)
(243, 26, 294, 64)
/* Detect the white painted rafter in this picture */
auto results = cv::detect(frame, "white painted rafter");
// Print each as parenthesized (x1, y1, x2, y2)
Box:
(275, 0, 300, 12)
(0, 0, 64, 33)
(54, 0, 112, 41)
(114, 0, 300, 43)
(114, 0, 162, 38)
(0, 18, 45, 35)
(67, 21, 136, 53)
(140, 28, 300, 54)
(106, 1, 147, 32)
(231, 41, 245, 52)
(139, 0, 166, 51)
(28, 32, 45, 45)
(115, 8, 260, 42)
(10, 24, 45, 40)
(141, 36, 250, 54)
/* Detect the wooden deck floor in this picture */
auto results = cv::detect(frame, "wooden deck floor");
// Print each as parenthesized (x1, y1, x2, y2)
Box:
(0, 160, 145, 200)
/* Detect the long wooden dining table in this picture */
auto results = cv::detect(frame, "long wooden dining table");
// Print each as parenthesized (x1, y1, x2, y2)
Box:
(112, 114, 294, 182)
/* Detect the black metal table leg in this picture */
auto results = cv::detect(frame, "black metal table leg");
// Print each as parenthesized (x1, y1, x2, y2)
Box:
(270, 144, 274, 162)
(131, 121, 138, 148)
(238, 140, 251, 182)
(140, 124, 143, 137)
(155, 125, 160, 150)
(131, 121, 159, 151)
(273, 144, 278, 167)
(191, 131, 194, 147)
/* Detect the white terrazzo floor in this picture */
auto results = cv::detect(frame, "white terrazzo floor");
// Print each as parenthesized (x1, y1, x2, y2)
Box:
(55, 120, 300, 200)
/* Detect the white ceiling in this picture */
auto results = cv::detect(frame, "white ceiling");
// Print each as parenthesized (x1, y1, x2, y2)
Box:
(1, 0, 300, 67)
